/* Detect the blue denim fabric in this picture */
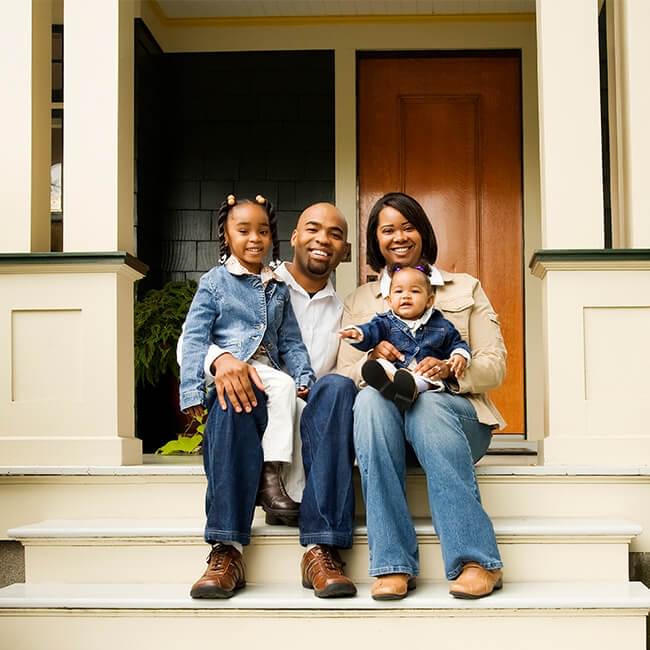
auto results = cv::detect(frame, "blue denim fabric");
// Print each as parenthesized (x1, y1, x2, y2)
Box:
(350, 310, 471, 369)
(353, 387, 502, 579)
(180, 265, 315, 410)
(200, 374, 356, 547)
(299, 374, 357, 548)
(202, 385, 268, 545)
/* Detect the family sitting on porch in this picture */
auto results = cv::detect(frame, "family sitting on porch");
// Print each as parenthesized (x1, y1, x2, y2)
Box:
(178, 191, 506, 601)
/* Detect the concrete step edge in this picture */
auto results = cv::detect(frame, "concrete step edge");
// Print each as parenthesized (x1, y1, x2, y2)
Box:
(2, 463, 650, 477)
(8, 516, 642, 542)
(1, 581, 649, 612)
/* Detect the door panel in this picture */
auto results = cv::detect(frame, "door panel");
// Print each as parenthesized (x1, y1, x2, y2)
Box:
(358, 55, 524, 434)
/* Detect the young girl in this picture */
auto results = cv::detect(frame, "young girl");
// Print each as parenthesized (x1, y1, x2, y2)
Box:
(339, 262, 471, 411)
(180, 194, 315, 527)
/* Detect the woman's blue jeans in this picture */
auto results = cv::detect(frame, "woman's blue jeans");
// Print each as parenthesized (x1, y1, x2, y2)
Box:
(353, 387, 503, 580)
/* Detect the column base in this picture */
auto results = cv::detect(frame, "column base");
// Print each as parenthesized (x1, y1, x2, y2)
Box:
(0, 254, 147, 468)
(530, 253, 650, 470)
(0, 436, 142, 466)
(541, 437, 650, 467)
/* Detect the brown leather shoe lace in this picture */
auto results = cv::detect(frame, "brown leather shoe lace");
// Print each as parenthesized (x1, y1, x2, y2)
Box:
(207, 544, 232, 571)
(315, 545, 345, 573)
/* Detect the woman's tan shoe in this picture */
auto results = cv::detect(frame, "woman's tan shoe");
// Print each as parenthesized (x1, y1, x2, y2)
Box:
(370, 574, 416, 601)
(449, 563, 503, 599)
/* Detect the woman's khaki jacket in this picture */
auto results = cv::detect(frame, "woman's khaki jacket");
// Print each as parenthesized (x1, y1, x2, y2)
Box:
(336, 270, 507, 429)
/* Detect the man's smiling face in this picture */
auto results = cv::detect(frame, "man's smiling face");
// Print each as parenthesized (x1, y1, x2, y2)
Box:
(291, 203, 348, 280)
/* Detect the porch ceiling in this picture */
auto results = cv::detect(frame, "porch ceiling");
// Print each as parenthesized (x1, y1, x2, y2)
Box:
(154, 0, 535, 20)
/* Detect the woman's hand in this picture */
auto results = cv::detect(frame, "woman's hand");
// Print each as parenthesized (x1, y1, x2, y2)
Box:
(414, 356, 451, 381)
(211, 353, 266, 413)
(368, 340, 405, 363)
(296, 386, 309, 399)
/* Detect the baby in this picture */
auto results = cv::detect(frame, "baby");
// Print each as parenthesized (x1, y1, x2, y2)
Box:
(340, 262, 471, 411)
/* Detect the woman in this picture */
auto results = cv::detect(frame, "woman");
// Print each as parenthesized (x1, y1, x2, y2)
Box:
(337, 192, 505, 600)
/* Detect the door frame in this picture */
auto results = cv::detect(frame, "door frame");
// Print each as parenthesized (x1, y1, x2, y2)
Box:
(355, 50, 526, 435)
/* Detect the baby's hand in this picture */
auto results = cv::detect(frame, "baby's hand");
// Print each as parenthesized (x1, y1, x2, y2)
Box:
(338, 327, 362, 341)
(448, 354, 467, 379)
(297, 386, 309, 399)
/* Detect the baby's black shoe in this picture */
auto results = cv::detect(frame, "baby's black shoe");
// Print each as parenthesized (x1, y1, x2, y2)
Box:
(392, 369, 419, 411)
(361, 360, 396, 401)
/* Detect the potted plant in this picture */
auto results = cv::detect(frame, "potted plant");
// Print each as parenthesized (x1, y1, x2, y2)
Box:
(134, 280, 205, 454)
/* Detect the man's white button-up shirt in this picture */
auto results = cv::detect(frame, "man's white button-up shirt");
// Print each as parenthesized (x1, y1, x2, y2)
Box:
(273, 262, 343, 379)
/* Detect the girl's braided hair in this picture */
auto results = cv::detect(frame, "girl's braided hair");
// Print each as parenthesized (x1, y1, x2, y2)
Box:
(216, 194, 280, 266)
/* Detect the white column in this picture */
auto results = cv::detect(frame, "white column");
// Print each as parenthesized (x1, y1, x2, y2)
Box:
(334, 48, 357, 300)
(535, 0, 604, 249)
(0, 0, 51, 253)
(63, 0, 134, 253)
(608, 0, 650, 248)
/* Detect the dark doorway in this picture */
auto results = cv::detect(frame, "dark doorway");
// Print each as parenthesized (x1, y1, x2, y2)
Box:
(134, 31, 335, 451)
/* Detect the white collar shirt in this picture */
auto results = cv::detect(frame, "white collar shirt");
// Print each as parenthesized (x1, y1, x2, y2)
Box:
(391, 306, 435, 334)
(273, 262, 343, 378)
(224, 255, 277, 285)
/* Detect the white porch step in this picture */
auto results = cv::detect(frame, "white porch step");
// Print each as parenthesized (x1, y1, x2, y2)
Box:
(9, 516, 640, 584)
(2, 464, 650, 551)
(0, 581, 648, 650)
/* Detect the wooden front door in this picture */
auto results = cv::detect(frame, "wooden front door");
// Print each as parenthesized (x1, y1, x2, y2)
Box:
(358, 53, 524, 434)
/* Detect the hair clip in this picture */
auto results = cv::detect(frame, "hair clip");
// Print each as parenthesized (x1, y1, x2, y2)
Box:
(414, 264, 429, 274)
(255, 194, 266, 205)
(227, 194, 236, 206)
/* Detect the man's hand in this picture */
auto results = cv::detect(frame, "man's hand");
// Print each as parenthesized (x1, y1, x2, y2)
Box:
(414, 356, 451, 380)
(448, 354, 467, 379)
(211, 353, 265, 413)
(338, 327, 362, 341)
(368, 340, 405, 363)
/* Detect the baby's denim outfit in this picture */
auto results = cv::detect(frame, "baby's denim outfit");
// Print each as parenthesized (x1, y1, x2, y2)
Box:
(349, 309, 471, 369)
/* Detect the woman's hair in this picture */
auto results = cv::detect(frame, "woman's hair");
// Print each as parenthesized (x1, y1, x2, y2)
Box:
(366, 192, 438, 272)
(215, 194, 280, 265)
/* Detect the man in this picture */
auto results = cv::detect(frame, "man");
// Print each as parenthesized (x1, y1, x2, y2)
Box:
(188, 203, 358, 599)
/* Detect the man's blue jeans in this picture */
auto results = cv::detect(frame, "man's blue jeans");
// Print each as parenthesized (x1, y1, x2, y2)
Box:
(202, 374, 356, 548)
(353, 387, 503, 580)
(299, 374, 357, 548)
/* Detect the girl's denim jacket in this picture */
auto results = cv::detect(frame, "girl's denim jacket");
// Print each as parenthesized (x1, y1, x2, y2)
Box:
(179, 264, 315, 411)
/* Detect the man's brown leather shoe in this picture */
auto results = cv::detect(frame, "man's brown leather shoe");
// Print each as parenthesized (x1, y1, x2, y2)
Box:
(371, 574, 416, 601)
(301, 545, 357, 598)
(190, 543, 246, 599)
(449, 562, 503, 599)
(257, 461, 299, 526)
